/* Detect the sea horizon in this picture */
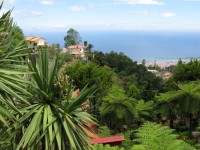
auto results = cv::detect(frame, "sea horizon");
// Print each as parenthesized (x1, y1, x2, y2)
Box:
(24, 30, 200, 62)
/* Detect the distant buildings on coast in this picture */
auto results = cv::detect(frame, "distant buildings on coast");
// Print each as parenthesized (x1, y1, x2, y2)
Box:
(145, 61, 178, 69)
(138, 60, 177, 80)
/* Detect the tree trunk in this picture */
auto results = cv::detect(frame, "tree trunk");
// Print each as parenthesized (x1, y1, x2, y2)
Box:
(189, 113, 193, 132)
(169, 109, 174, 128)
(170, 117, 174, 128)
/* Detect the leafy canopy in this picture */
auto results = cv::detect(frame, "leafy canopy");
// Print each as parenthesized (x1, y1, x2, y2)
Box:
(64, 28, 82, 47)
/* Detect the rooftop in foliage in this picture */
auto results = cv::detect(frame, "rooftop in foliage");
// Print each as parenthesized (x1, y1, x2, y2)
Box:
(68, 45, 87, 49)
(26, 36, 45, 42)
(91, 136, 124, 145)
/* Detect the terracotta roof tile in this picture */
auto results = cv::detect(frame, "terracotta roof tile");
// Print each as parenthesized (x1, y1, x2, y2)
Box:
(26, 36, 45, 42)
(68, 45, 87, 49)
(91, 136, 124, 144)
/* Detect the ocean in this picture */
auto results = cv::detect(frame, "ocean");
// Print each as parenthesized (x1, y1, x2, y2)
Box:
(25, 30, 200, 62)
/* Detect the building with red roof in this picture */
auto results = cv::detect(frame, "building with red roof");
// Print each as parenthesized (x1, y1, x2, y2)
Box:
(63, 44, 88, 60)
(26, 36, 46, 52)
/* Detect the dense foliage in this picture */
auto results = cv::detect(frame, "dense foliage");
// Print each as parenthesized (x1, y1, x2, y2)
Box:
(92, 51, 163, 101)
(0, 5, 96, 150)
(132, 122, 195, 150)
(1, 3, 200, 149)
(172, 60, 200, 82)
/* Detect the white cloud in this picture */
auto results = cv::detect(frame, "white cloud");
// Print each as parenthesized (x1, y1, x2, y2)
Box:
(40, 0, 54, 5)
(117, 0, 164, 5)
(160, 12, 176, 18)
(11, 9, 43, 18)
(69, 6, 85, 12)
(31, 11, 43, 16)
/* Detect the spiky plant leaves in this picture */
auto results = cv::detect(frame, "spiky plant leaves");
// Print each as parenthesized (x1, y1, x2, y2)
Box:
(0, 2, 32, 139)
(2, 48, 97, 150)
(132, 122, 196, 150)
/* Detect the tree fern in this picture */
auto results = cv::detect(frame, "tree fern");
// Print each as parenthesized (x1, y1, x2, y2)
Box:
(99, 126, 112, 137)
(93, 144, 124, 150)
(131, 122, 196, 150)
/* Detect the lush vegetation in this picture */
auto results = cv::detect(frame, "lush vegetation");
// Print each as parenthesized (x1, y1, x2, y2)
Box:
(1, 3, 200, 149)
(0, 4, 96, 150)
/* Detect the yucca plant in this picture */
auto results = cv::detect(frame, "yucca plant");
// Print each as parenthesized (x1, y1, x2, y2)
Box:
(131, 122, 196, 150)
(0, 3, 97, 149)
(1, 48, 97, 150)
(0, 2, 31, 136)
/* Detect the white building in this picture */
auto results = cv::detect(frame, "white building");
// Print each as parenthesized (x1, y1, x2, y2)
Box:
(26, 36, 46, 52)
(63, 45, 88, 60)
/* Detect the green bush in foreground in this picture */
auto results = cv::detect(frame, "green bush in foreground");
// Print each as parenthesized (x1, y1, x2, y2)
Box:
(132, 122, 196, 150)
(93, 144, 124, 150)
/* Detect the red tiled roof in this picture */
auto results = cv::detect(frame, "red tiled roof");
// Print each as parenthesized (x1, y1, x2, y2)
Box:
(91, 136, 124, 144)
(26, 36, 45, 42)
(68, 45, 87, 49)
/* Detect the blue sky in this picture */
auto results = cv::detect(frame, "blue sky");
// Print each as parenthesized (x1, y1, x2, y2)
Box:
(1, 0, 200, 32)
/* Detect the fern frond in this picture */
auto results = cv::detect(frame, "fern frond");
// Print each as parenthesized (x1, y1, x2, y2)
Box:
(132, 122, 196, 150)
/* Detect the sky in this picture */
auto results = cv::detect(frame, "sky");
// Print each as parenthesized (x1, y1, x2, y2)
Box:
(1, 0, 200, 32)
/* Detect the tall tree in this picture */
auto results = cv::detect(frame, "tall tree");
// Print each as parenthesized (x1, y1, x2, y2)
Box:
(100, 86, 154, 131)
(65, 61, 113, 116)
(92, 51, 164, 100)
(99, 86, 136, 131)
(157, 81, 200, 130)
(64, 28, 82, 47)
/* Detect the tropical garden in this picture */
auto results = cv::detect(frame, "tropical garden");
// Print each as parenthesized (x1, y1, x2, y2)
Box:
(1, 2, 200, 150)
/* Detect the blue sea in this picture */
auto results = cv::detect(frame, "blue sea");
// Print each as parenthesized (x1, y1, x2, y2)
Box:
(25, 30, 200, 62)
